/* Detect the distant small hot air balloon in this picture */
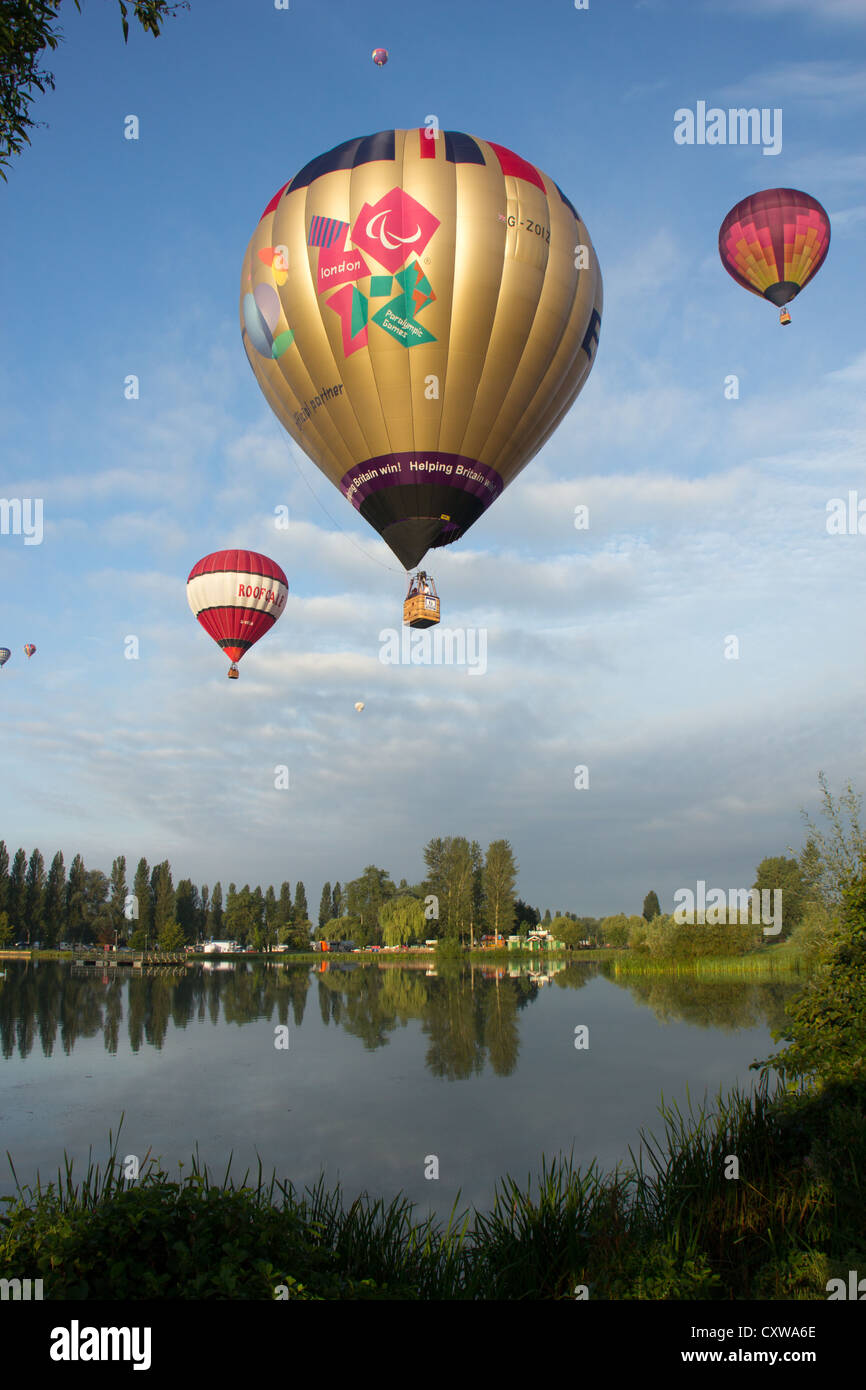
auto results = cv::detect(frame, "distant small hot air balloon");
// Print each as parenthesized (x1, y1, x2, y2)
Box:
(372, 48, 388, 67)
(0, 648, 11, 669)
(719, 188, 830, 326)
(354, 702, 365, 712)
(23, 644, 36, 659)
(187, 549, 288, 679)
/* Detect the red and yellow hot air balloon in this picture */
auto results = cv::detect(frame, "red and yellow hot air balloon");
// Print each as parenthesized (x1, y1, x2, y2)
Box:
(719, 188, 830, 326)
(23, 644, 36, 659)
(371, 48, 388, 67)
(239, 128, 603, 608)
(187, 550, 288, 679)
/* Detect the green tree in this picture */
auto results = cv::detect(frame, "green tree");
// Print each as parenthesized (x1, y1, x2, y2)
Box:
(24, 848, 45, 942)
(0, 840, 9, 915)
(423, 838, 478, 943)
(0, 0, 188, 181)
(274, 881, 293, 936)
(551, 915, 581, 947)
(84, 869, 111, 941)
(318, 881, 332, 929)
(347, 866, 395, 942)
(331, 881, 343, 919)
(151, 861, 175, 936)
(757, 873, 866, 1085)
(225, 884, 246, 943)
(0, 910, 12, 947)
(108, 855, 127, 938)
(157, 919, 186, 952)
(599, 913, 630, 948)
(752, 856, 806, 939)
(482, 840, 518, 938)
(628, 916, 650, 951)
(224, 884, 237, 935)
(379, 895, 425, 946)
(251, 887, 266, 948)
(514, 898, 539, 931)
(174, 878, 198, 942)
(264, 886, 278, 947)
(206, 881, 223, 936)
(65, 853, 86, 943)
(797, 771, 866, 907)
(8, 847, 26, 936)
(293, 881, 308, 925)
(43, 850, 65, 945)
(642, 889, 661, 921)
(132, 858, 152, 942)
(199, 884, 209, 939)
(319, 916, 359, 944)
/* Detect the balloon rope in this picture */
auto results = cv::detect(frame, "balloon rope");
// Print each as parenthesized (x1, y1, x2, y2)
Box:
(287, 448, 406, 575)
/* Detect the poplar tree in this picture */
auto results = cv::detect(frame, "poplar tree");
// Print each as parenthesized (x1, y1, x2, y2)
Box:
(151, 861, 175, 935)
(482, 840, 518, 937)
(132, 858, 152, 941)
(642, 889, 661, 922)
(44, 851, 66, 944)
(293, 881, 309, 925)
(0, 840, 9, 915)
(109, 856, 127, 936)
(24, 848, 45, 942)
(174, 879, 198, 942)
(318, 881, 332, 929)
(65, 854, 87, 943)
(207, 881, 223, 936)
(8, 847, 26, 934)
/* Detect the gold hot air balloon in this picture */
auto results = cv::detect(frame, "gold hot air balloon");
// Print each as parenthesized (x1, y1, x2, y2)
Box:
(240, 129, 602, 574)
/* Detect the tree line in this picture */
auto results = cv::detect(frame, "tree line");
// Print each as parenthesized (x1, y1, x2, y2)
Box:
(0, 836, 520, 951)
(0, 834, 814, 955)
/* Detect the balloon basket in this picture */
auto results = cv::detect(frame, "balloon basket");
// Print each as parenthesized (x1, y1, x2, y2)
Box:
(403, 572, 440, 629)
(227, 664, 239, 680)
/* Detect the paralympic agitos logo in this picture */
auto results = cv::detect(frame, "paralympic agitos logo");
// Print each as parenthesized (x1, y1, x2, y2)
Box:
(350, 188, 440, 274)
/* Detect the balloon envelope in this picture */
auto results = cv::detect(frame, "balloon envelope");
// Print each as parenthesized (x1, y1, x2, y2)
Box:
(719, 188, 830, 309)
(187, 550, 288, 667)
(354, 701, 365, 711)
(240, 128, 602, 569)
(0, 648, 10, 668)
(372, 48, 388, 66)
(23, 644, 36, 658)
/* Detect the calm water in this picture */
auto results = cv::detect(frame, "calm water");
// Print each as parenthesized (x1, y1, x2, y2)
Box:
(0, 958, 797, 1217)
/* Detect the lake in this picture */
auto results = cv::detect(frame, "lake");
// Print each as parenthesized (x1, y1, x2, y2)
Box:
(0, 958, 799, 1219)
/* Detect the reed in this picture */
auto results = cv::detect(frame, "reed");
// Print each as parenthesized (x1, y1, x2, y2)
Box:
(2, 1079, 862, 1299)
(604, 951, 806, 978)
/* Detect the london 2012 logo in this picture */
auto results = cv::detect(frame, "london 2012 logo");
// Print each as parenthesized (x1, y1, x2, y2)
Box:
(308, 188, 440, 356)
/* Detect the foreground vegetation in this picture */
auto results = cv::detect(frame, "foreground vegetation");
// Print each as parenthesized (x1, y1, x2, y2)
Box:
(1, 1074, 863, 1300)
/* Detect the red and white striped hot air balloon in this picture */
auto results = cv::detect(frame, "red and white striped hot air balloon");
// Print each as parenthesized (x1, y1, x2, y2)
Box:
(187, 549, 288, 679)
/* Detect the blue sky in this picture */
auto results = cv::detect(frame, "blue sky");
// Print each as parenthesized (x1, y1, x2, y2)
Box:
(1, 0, 864, 917)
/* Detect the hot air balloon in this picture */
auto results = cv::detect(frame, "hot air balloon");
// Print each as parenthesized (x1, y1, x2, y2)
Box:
(372, 48, 388, 67)
(354, 701, 365, 712)
(719, 189, 830, 326)
(0, 648, 10, 669)
(187, 550, 288, 679)
(23, 644, 36, 659)
(240, 128, 603, 616)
